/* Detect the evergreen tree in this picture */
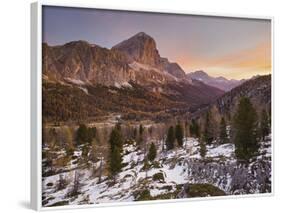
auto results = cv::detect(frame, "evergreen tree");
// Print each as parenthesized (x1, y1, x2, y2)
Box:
(219, 117, 228, 144)
(175, 123, 184, 147)
(203, 111, 214, 145)
(88, 127, 97, 141)
(81, 144, 90, 160)
(108, 128, 123, 152)
(76, 124, 90, 145)
(147, 143, 157, 161)
(108, 126, 123, 177)
(199, 137, 206, 158)
(133, 128, 137, 141)
(166, 126, 175, 150)
(109, 146, 122, 177)
(139, 124, 144, 135)
(260, 109, 270, 140)
(138, 124, 144, 145)
(190, 119, 200, 138)
(184, 121, 189, 137)
(233, 97, 258, 161)
(116, 122, 122, 132)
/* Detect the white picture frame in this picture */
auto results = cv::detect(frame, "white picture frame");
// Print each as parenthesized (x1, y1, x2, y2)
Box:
(31, 1, 274, 210)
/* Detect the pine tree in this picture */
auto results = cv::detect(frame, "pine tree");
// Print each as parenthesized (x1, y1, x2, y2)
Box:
(233, 97, 258, 161)
(108, 127, 123, 177)
(184, 121, 189, 137)
(76, 124, 90, 145)
(108, 128, 123, 152)
(190, 119, 200, 138)
(203, 111, 214, 145)
(133, 128, 137, 141)
(109, 147, 122, 176)
(199, 137, 206, 158)
(166, 126, 175, 150)
(138, 124, 144, 145)
(175, 123, 184, 147)
(147, 143, 157, 161)
(219, 117, 228, 144)
(88, 127, 97, 141)
(260, 109, 270, 140)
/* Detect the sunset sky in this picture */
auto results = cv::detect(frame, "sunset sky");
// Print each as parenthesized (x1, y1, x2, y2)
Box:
(43, 6, 271, 80)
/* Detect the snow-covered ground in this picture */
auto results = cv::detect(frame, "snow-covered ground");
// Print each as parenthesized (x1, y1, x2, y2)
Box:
(42, 135, 271, 207)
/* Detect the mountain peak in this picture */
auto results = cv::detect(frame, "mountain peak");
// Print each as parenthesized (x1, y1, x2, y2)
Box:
(191, 70, 209, 77)
(113, 32, 160, 67)
(187, 70, 243, 91)
(134, 31, 152, 38)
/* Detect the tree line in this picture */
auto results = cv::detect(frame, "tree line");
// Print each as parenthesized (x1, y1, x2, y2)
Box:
(43, 96, 271, 182)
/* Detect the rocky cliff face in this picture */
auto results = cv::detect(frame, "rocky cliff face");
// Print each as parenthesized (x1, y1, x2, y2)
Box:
(112, 32, 161, 67)
(43, 41, 134, 86)
(113, 32, 187, 79)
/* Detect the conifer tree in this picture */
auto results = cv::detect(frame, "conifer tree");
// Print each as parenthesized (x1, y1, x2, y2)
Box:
(147, 143, 157, 161)
(133, 128, 137, 141)
(108, 128, 123, 152)
(260, 109, 270, 140)
(138, 124, 144, 145)
(203, 111, 214, 145)
(109, 146, 122, 177)
(88, 127, 97, 141)
(76, 124, 90, 145)
(184, 121, 189, 137)
(175, 123, 184, 147)
(166, 126, 175, 150)
(219, 117, 228, 144)
(108, 126, 123, 178)
(199, 137, 206, 158)
(233, 97, 258, 161)
(190, 119, 200, 138)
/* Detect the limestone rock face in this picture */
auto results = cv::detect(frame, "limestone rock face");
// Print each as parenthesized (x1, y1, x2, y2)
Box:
(160, 57, 187, 79)
(112, 32, 161, 67)
(43, 41, 134, 86)
(43, 32, 190, 87)
(113, 32, 187, 79)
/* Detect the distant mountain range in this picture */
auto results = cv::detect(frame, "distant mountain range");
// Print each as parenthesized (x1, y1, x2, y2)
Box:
(42, 32, 268, 122)
(186, 70, 245, 91)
